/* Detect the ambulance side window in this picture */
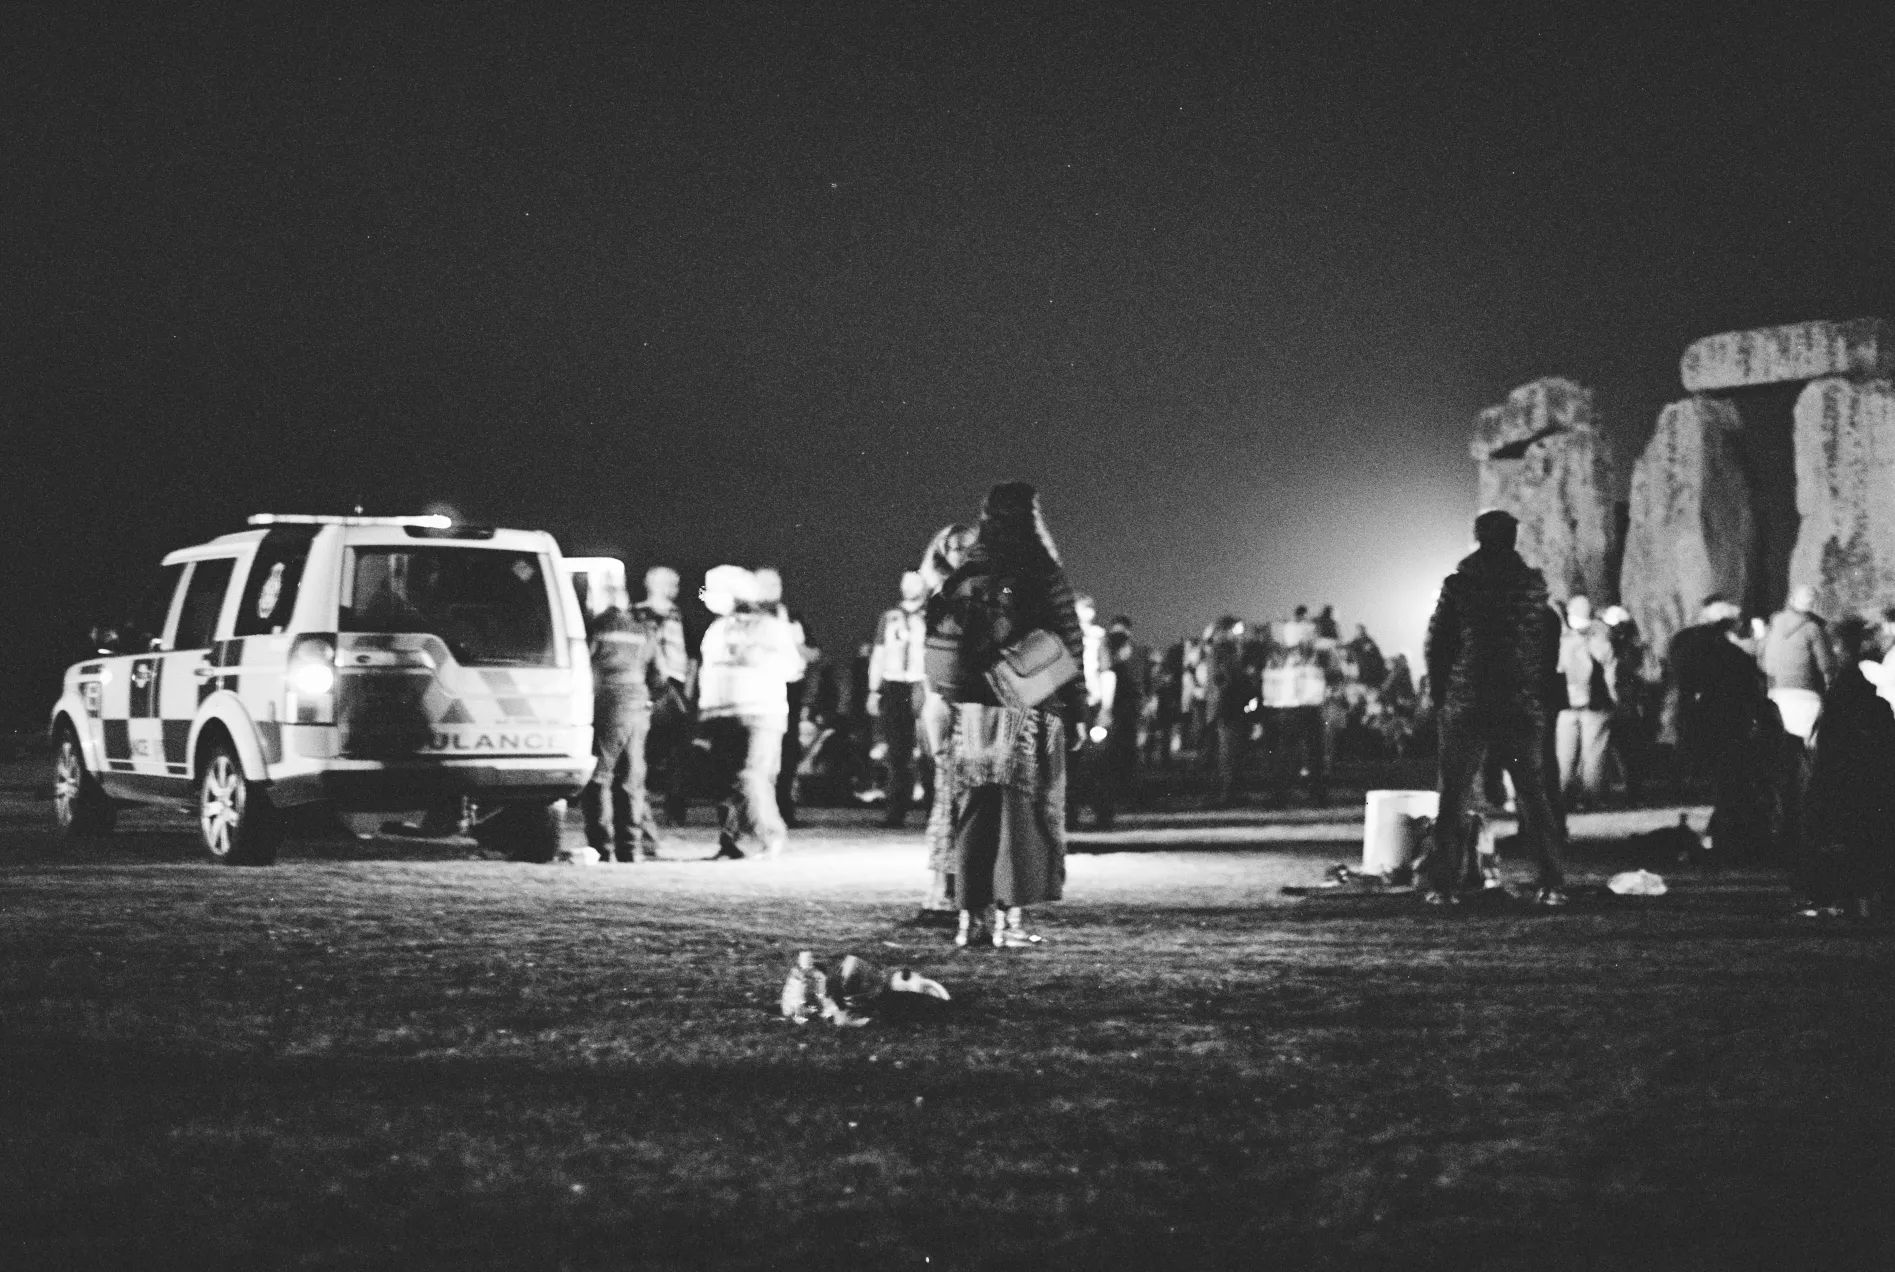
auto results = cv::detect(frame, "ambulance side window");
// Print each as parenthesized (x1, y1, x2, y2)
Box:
(128, 564, 188, 652)
(234, 525, 319, 637)
(174, 558, 238, 651)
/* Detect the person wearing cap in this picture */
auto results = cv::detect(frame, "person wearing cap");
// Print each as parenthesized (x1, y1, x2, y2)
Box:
(1417, 509, 1569, 907)
(697, 566, 799, 859)
(868, 569, 931, 828)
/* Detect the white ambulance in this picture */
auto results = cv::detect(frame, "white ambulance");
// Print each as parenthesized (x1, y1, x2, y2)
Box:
(48, 515, 595, 864)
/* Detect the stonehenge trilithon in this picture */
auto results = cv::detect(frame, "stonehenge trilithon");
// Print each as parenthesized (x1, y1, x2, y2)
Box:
(1788, 376, 1895, 621)
(1470, 378, 1618, 603)
(1620, 396, 1755, 657)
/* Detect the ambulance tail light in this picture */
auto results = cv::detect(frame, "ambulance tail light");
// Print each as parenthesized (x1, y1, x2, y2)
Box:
(569, 638, 593, 729)
(288, 633, 337, 724)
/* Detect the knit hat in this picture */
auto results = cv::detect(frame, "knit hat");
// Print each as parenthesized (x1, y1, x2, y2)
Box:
(982, 481, 1038, 521)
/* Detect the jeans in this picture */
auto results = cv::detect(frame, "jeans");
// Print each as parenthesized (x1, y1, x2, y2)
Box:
(879, 681, 925, 824)
(1555, 708, 1614, 806)
(581, 694, 658, 852)
(1425, 709, 1565, 893)
(704, 715, 788, 855)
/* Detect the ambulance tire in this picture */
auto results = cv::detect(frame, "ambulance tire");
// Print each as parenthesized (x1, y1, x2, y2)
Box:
(52, 725, 116, 840)
(474, 802, 563, 863)
(197, 739, 282, 866)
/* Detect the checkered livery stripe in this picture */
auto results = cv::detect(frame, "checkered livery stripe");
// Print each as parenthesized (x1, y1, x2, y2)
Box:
(334, 632, 577, 757)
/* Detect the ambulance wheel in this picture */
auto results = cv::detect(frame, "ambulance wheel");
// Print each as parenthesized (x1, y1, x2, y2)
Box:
(198, 741, 281, 866)
(474, 802, 563, 863)
(52, 726, 115, 840)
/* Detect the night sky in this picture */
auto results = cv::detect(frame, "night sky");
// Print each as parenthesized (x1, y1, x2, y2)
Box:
(7, 2, 1895, 725)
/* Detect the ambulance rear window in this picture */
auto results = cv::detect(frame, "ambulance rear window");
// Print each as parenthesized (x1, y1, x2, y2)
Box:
(341, 548, 556, 667)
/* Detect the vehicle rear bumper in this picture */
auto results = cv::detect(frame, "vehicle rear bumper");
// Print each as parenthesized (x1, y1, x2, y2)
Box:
(271, 758, 592, 809)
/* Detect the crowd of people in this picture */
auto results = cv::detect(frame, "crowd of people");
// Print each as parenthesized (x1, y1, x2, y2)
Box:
(1414, 508, 1895, 916)
(572, 482, 1084, 944)
(571, 495, 1895, 929)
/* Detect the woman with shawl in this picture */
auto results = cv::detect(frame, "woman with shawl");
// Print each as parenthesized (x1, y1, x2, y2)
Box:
(927, 482, 1087, 947)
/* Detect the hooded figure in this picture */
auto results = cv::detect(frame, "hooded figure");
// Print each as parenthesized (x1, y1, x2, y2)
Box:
(1797, 649, 1895, 914)
(1418, 510, 1568, 905)
(928, 481, 1085, 948)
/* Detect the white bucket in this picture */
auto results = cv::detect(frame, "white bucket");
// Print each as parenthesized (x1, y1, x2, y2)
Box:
(1363, 789, 1439, 875)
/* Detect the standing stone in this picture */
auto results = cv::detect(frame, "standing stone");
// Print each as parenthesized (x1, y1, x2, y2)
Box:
(1787, 376, 1895, 619)
(1680, 317, 1895, 392)
(1621, 397, 1755, 657)
(1472, 378, 1618, 603)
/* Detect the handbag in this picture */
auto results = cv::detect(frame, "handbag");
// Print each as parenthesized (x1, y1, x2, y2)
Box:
(984, 627, 1082, 711)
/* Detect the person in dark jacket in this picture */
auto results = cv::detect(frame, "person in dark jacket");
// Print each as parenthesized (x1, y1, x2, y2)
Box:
(1669, 596, 1778, 863)
(927, 481, 1085, 948)
(1417, 510, 1568, 906)
(579, 584, 670, 862)
(1798, 646, 1895, 917)
(635, 566, 696, 827)
(1205, 616, 1255, 808)
(1101, 616, 1146, 820)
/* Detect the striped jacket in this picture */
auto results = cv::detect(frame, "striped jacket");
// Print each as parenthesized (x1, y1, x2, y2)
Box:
(589, 607, 666, 703)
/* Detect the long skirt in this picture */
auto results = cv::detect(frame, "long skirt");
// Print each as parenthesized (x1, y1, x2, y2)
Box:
(951, 706, 1067, 911)
(921, 692, 958, 910)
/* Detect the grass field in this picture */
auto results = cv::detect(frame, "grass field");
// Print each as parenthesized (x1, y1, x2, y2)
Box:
(3, 789, 1893, 1270)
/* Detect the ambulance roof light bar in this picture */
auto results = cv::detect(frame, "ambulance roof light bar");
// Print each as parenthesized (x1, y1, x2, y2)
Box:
(248, 513, 454, 529)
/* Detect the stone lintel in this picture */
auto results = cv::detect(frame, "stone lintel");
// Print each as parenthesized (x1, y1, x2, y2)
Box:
(1469, 376, 1595, 460)
(1679, 317, 1894, 392)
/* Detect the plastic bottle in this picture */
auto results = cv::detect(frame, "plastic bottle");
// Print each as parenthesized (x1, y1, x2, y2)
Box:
(781, 951, 825, 1024)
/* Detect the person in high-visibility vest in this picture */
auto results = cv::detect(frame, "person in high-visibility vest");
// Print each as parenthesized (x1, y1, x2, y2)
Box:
(1261, 611, 1331, 808)
(868, 570, 930, 828)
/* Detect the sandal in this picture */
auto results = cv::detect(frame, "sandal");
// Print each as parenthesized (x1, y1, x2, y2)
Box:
(994, 907, 1043, 948)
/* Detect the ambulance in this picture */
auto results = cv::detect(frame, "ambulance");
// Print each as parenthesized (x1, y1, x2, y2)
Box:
(48, 515, 595, 864)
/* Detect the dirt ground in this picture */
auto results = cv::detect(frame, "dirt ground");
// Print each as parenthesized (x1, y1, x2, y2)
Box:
(2, 769, 1891, 1270)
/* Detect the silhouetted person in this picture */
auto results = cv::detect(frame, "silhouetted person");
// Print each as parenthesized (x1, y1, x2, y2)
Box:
(1102, 616, 1145, 820)
(1205, 617, 1253, 807)
(1669, 596, 1775, 863)
(579, 582, 668, 863)
(1798, 646, 1895, 917)
(1347, 624, 1386, 691)
(636, 566, 695, 826)
(1418, 510, 1568, 906)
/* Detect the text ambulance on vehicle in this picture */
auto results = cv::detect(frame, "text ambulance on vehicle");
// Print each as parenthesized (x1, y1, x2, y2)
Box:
(48, 514, 595, 864)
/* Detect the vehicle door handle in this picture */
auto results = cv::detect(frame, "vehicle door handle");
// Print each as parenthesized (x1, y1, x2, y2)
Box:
(194, 665, 217, 679)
